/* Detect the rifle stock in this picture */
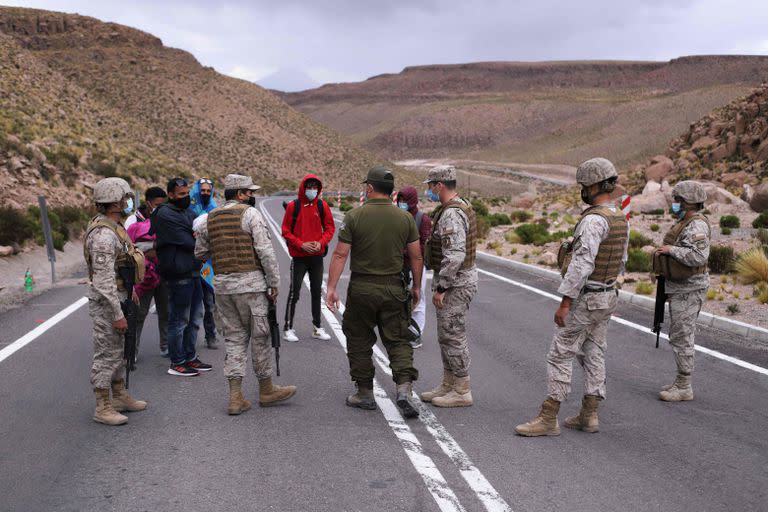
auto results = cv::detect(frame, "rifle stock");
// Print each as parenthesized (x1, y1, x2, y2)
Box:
(268, 300, 281, 376)
(652, 276, 666, 349)
(118, 265, 137, 388)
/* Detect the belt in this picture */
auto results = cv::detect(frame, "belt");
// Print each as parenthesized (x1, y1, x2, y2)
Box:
(350, 272, 402, 285)
(582, 286, 616, 294)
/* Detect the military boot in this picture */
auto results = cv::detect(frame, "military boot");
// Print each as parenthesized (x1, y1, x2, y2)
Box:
(420, 370, 454, 403)
(659, 373, 694, 401)
(111, 379, 147, 412)
(432, 375, 473, 408)
(258, 377, 297, 406)
(514, 398, 561, 437)
(396, 382, 419, 419)
(93, 388, 128, 426)
(564, 395, 600, 433)
(227, 377, 252, 415)
(346, 383, 377, 410)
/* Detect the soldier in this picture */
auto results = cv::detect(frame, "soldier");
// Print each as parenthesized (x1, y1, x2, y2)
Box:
(84, 177, 148, 426)
(195, 174, 296, 415)
(326, 166, 423, 419)
(515, 158, 628, 436)
(654, 181, 710, 402)
(420, 166, 478, 408)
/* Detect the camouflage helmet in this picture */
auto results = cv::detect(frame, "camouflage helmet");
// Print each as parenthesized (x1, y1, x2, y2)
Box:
(575, 158, 618, 187)
(94, 177, 132, 204)
(672, 180, 707, 204)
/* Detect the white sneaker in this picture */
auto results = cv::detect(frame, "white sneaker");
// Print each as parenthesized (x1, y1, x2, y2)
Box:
(284, 329, 299, 342)
(312, 327, 331, 341)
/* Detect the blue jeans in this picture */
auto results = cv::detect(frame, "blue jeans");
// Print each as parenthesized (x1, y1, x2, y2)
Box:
(167, 277, 203, 365)
(201, 278, 216, 340)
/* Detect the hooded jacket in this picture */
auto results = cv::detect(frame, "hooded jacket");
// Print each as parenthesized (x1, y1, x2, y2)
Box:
(281, 174, 335, 258)
(397, 186, 432, 260)
(150, 202, 201, 279)
(189, 178, 218, 217)
(127, 215, 161, 298)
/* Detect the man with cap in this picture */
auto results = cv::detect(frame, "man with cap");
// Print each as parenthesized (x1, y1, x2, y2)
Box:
(195, 174, 296, 415)
(516, 158, 628, 436)
(84, 177, 147, 425)
(654, 180, 710, 402)
(326, 166, 423, 419)
(421, 166, 479, 408)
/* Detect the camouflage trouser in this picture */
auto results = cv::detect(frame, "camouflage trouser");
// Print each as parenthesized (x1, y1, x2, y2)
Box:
(668, 290, 705, 375)
(89, 296, 126, 389)
(216, 292, 272, 379)
(435, 283, 477, 378)
(546, 290, 617, 402)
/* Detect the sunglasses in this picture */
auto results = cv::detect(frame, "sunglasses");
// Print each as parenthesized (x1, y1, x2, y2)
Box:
(199, 178, 213, 185)
(172, 178, 188, 187)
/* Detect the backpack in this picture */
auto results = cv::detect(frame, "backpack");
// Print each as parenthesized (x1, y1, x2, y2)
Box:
(285, 198, 328, 256)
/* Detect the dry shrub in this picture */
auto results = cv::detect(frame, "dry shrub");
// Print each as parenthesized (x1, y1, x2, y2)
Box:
(735, 248, 768, 284)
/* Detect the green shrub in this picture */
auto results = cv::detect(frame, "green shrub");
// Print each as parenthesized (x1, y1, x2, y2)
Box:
(52, 206, 91, 239)
(504, 230, 521, 244)
(721, 227, 732, 235)
(476, 216, 490, 239)
(515, 223, 550, 246)
(510, 210, 532, 223)
(470, 199, 488, 217)
(629, 230, 653, 248)
(650, 223, 660, 232)
(339, 203, 353, 212)
(706, 289, 717, 300)
(0, 207, 36, 245)
(719, 215, 740, 228)
(648, 208, 666, 216)
(635, 281, 654, 295)
(735, 248, 768, 284)
(548, 229, 574, 242)
(563, 213, 578, 225)
(755, 228, 768, 245)
(753, 211, 768, 229)
(26, 206, 66, 251)
(709, 245, 735, 274)
(726, 303, 740, 315)
(485, 213, 512, 226)
(626, 248, 652, 272)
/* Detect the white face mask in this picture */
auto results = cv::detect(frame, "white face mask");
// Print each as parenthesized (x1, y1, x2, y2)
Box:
(305, 189, 318, 201)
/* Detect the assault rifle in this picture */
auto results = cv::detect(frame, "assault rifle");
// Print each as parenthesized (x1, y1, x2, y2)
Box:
(651, 275, 666, 349)
(268, 299, 281, 376)
(118, 263, 138, 387)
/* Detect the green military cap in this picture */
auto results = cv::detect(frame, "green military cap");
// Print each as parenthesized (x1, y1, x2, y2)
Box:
(362, 165, 395, 185)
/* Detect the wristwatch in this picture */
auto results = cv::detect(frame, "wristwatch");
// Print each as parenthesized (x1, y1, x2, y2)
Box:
(436, 285, 447, 293)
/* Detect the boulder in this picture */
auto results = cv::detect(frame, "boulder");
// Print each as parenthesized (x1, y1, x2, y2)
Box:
(632, 188, 669, 213)
(726, 134, 739, 156)
(696, 181, 751, 210)
(741, 184, 754, 203)
(5, 134, 20, 145)
(755, 139, 768, 162)
(720, 171, 753, 189)
(691, 136, 718, 150)
(0, 246, 14, 257)
(749, 182, 768, 212)
(539, 251, 558, 266)
(642, 180, 662, 194)
(709, 122, 729, 137)
(644, 155, 674, 182)
(9, 156, 24, 172)
(709, 144, 731, 162)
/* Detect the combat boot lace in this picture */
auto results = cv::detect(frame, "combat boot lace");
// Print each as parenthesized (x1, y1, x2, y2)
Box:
(93, 388, 128, 426)
(346, 383, 377, 410)
(564, 395, 600, 433)
(111, 379, 147, 412)
(432, 375, 473, 408)
(659, 374, 694, 401)
(420, 369, 454, 402)
(258, 377, 297, 406)
(515, 398, 561, 437)
(227, 377, 252, 415)
(396, 382, 419, 419)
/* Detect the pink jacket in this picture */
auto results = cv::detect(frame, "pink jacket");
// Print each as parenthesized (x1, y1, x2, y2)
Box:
(127, 216, 161, 298)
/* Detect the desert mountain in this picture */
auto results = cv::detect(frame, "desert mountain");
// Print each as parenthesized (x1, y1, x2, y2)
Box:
(0, 7, 390, 209)
(283, 58, 768, 168)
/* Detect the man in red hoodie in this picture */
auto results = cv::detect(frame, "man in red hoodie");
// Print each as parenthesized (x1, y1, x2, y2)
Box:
(281, 174, 336, 342)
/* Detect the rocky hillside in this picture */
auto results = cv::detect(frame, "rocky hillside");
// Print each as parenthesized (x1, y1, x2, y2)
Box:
(0, 7, 390, 210)
(630, 84, 768, 214)
(283, 58, 768, 167)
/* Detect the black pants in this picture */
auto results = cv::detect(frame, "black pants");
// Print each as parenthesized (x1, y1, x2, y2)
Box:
(284, 256, 324, 330)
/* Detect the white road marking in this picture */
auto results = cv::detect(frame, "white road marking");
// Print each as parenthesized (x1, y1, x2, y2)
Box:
(260, 200, 469, 512)
(476, 268, 768, 377)
(0, 296, 88, 363)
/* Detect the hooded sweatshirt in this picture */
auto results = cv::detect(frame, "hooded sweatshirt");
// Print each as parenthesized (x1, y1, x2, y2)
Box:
(127, 215, 161, 298)
(189, 178, 218, 217)
(397, 186, 432, 270)
(281, 174, 335, 258)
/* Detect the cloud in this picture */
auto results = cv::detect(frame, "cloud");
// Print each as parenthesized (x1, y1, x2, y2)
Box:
(228, 65, 279, 83)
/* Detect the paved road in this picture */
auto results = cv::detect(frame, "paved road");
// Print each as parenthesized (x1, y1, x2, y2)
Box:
(1, 197, 766, 512)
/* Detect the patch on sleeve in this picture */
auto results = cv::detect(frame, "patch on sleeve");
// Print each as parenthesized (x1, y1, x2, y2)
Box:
(692, 233, 707, 242)
(95, 253, 107, 265)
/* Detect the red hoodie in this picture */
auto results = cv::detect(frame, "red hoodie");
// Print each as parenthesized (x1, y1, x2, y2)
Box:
(281, 174, 336, 258)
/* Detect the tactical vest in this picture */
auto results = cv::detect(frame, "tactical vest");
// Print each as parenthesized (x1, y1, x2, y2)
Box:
(558, 206, 627, 283)
(653, 213, 710, 281)
(207, 204, 262, 274)
(426, 199, 477, 273)
(84, 215, 145, 291)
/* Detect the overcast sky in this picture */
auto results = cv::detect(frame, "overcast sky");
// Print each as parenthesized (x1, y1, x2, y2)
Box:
(6, 0, 768, 91)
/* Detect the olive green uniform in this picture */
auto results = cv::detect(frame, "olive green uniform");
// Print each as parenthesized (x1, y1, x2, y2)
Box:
(338, 198, 420, 387)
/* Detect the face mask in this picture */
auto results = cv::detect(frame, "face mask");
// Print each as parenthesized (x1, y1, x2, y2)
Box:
(425, 189, 440, 202)
(305, 189, 318, 201)
(398, 202, 410, 210)
(122, 197, 134, 215)
(580, 187, 593, 205)
(671, 202, 685, 219)
(200, 193, 211, 206)
(246, 196, 256, 207)
(171, 196, 191, 209)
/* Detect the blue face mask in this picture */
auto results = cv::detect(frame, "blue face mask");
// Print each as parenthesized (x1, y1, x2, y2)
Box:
(123, 197, 134, 215)
(305, 189, 318, 201)
(671, 202, 684, 218)
(425, 189, 440, 202)
(397, 202, 410, 210)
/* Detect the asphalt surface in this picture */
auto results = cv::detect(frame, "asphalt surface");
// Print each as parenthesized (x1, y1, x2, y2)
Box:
(1, 197, 766, 512)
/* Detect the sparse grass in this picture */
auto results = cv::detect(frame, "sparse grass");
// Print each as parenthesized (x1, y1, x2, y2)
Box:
(626, 248, 652, 272)
(706, 289, 717, 300)
(476, 216, 490, 239)
(751, 211, 768, 229)
(509, 247, 518, 255)
(754, 228, 768, 245)
(0, 207, 36, 245)
(515, 223, 550, 245)
(719, 215, 740, 229)
(504, 230, 522, 244)
(635, 281, 654, 295)
(726, 303, 740, 315)
(650, 223, 660, 232)
(735, 248, 768, 284)
(470, 199, 488, 217)
(721, 227, 732, 236)
(510, 210, 532, 223)
(485, 213, 512, 226)
(709, 245, 735, 274)
(629, 230, 653, 249)
(563, 213, 578, 225)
